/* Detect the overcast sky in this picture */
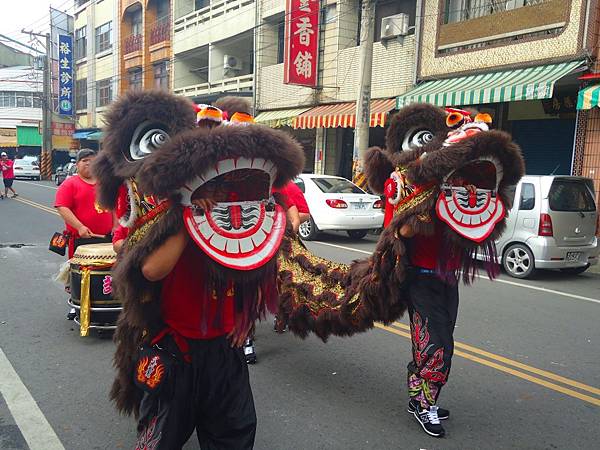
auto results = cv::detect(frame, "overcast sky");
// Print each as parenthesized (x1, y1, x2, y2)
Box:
(1, 0, 72, 45)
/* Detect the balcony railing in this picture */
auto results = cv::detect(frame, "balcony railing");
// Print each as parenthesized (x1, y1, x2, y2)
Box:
(150, 16, 171, 46)
(174, 0, 255, 33)
(174, 73, 253, 97)
(124, 34, 142, 54)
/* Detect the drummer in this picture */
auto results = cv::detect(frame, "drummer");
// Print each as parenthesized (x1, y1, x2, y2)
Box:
(55, 148, 113, 319)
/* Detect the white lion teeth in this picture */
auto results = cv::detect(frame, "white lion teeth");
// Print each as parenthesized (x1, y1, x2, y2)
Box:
(235, 157, 252, 169)
(226, 238, 240, 254)
(217, 158, 236, 175)
(480, 209, 491, 222)
(239, 237, 254, 253)
(210, 233, 227, 251)
(251, 229, 267, 247)
(251, 157, 266, 169)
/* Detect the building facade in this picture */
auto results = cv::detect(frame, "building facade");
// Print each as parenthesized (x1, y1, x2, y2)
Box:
(171, 0, 255, 103)
(73, 0, 119, 148)
(0, 66, 43, 158)
(255, 0, 417, 177)
(119, 0, 172, 94)
(397, 0, 599, 199)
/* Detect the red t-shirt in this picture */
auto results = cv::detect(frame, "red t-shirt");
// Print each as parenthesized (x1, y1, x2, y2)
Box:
(274, 182, 310, 213)
(55, 175, 113, 256)
(1, 160, 14, 179)
(410, 225, 460, 271)
(112, 224, 129, 244)
(161, 243, 235, 339)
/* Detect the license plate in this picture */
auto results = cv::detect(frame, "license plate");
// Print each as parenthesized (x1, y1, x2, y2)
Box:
(352, 203, 367, 210)
(566, 252, 581, 262)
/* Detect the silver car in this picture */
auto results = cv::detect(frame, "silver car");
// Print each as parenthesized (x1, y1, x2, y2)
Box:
(494, 175, 598, 278)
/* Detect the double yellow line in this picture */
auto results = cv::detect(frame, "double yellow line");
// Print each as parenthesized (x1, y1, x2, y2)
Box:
(377, 322, 600, 407)
(11, 195, 600, 407)
(12, 196, 60, 216)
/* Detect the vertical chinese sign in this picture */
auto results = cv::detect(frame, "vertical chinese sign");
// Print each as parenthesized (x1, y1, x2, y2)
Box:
(58, 35, 73, 116)
(284, 0, 320, 87)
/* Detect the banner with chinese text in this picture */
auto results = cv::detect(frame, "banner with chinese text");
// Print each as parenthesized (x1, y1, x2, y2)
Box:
(284, 0, 320, 87)
(58, 35, 74, 116)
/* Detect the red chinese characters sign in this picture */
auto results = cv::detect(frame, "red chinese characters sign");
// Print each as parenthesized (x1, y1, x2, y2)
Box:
(284, 0, 320, 87)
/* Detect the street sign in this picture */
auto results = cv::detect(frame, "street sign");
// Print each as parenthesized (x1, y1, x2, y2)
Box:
(284, 0, 320, 87)
(58, 35, 74, 116)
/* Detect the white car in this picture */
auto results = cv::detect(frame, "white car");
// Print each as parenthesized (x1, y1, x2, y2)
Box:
(13, 159, 41, 180)
(295, 174, 384, 240)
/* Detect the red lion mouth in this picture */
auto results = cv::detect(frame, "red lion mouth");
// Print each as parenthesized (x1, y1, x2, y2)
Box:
(179, 157, 286, 270)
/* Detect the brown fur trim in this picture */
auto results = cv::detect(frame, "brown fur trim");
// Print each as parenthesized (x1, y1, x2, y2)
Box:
(92, 151, 123, 210)
(214, 96, 253, 116)
(137, 124, 305, 196)
(385, 104, 447, 155)
(363, 147, 393, 194)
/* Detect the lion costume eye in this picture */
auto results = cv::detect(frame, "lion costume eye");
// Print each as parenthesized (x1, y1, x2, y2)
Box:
(402, 128, 434, 151)
(129, 121, 170, 161)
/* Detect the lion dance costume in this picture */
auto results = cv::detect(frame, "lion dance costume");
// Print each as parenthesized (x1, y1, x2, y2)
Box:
(277, 104, 524, 436)
(93, 91, 304, 449)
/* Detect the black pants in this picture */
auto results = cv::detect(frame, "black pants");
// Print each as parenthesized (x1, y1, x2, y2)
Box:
(407, 271, 459, 407)
(135, 335, 256, 450)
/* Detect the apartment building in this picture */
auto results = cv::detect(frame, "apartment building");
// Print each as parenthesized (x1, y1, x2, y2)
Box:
(396, 0, 597, 191)
(254, 0, 416, 177)
(119, 0, 172, 93)
(72, 0, 119, 149)
(171, 0, 255, 103)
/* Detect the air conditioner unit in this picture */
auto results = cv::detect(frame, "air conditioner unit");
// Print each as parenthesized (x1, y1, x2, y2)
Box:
(380, 13, 410, 40)
(224, 55, 241, 71)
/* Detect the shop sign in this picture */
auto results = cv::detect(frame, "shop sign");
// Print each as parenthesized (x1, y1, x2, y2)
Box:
(284, 0, 320, 87)
(58, 35, 74, 116)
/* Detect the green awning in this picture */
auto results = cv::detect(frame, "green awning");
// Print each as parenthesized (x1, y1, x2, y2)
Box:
(397, 61, 584, 108)
(16, 126, 42, 146)
(255, 107, 311, 128)
(577, 85, 600, 110)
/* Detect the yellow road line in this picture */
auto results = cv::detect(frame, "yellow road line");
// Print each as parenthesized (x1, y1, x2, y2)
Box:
(13, 197, 59, 216)
(390, 322, 600, 397)
(376, 324, 600, 407)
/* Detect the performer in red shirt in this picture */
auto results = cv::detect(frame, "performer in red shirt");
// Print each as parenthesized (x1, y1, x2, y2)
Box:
(0, 152, 17, 199)
(55, 149, 113, 319)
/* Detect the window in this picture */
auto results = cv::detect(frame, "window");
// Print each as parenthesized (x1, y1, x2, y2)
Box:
(74, 26, 87, 60)
(153, 61, 169, 90)
(312, 177, 364, 194)
(548, 180, 596, 212)
(156, 0, 170, 20)
(95, 22, 112, 53)
(518, 183, 535, 210)
(277, 21, 285, 64)
(324, 3, 337, 24)
(374, 0, 415, 42)
(33, 93, 42, 109)
(195, 0, 210, 10)
(75, 78, 87, 110)
(0, 91, 40, 108)
(16, 92, 32, 108)
(96, 78, 112, 107)
(130, 8, 143, 36)
(443, 0, 529, 24)
(129, 68, 143, 91)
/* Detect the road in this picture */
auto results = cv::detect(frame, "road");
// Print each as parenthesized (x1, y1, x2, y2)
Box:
(1, 180, 599, 450)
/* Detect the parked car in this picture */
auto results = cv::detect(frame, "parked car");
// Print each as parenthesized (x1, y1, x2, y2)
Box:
(21, 155, 39, 166)
(483, 175, 598, 278)
(54, 162, 76, 185)
(295, 174, 384, 240)
(13, 159, 41, 180)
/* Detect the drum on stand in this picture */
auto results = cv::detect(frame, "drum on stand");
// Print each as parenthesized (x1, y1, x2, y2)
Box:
(69, 243, 121, 336)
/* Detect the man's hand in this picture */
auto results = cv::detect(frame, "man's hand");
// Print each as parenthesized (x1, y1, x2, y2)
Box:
(78, 225, 94, 238)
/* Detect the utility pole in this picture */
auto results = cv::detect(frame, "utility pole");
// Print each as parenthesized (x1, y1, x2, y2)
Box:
(22, 29, 53, 180)
(352, 0, 375, 189)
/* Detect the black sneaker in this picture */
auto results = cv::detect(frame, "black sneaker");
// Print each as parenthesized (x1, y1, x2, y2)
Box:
(244, 338, 256, 364)
(408, 399, 449, 420)
(66, 308, 76, 321)
(412, 404, 445, 437)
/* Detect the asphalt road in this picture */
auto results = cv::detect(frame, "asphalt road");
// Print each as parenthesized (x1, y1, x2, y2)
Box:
(1, 180, 599, 450)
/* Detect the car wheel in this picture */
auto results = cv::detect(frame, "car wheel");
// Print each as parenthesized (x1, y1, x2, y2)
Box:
(559, 264, 590, 275)
(299, 216, 319, 241)
(347, 230, 368, 239)
(503, 244, 535, 279)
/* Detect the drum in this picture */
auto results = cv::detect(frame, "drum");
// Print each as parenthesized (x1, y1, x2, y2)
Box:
(69, 243, 121, 336)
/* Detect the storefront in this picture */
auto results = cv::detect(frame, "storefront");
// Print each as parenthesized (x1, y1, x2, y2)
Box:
(396, 61, 584, 177)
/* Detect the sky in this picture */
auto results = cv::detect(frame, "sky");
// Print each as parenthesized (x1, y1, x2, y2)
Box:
(0, 0, 72, 48)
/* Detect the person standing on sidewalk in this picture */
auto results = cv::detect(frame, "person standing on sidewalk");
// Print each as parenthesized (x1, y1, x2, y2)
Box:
(1, 152, 18, 199)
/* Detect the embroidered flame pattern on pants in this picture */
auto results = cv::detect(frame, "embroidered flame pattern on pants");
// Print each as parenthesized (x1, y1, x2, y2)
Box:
(408, 312, 448, 406)
(135, 416, 162, 450)
(136, 356, 165, 390)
